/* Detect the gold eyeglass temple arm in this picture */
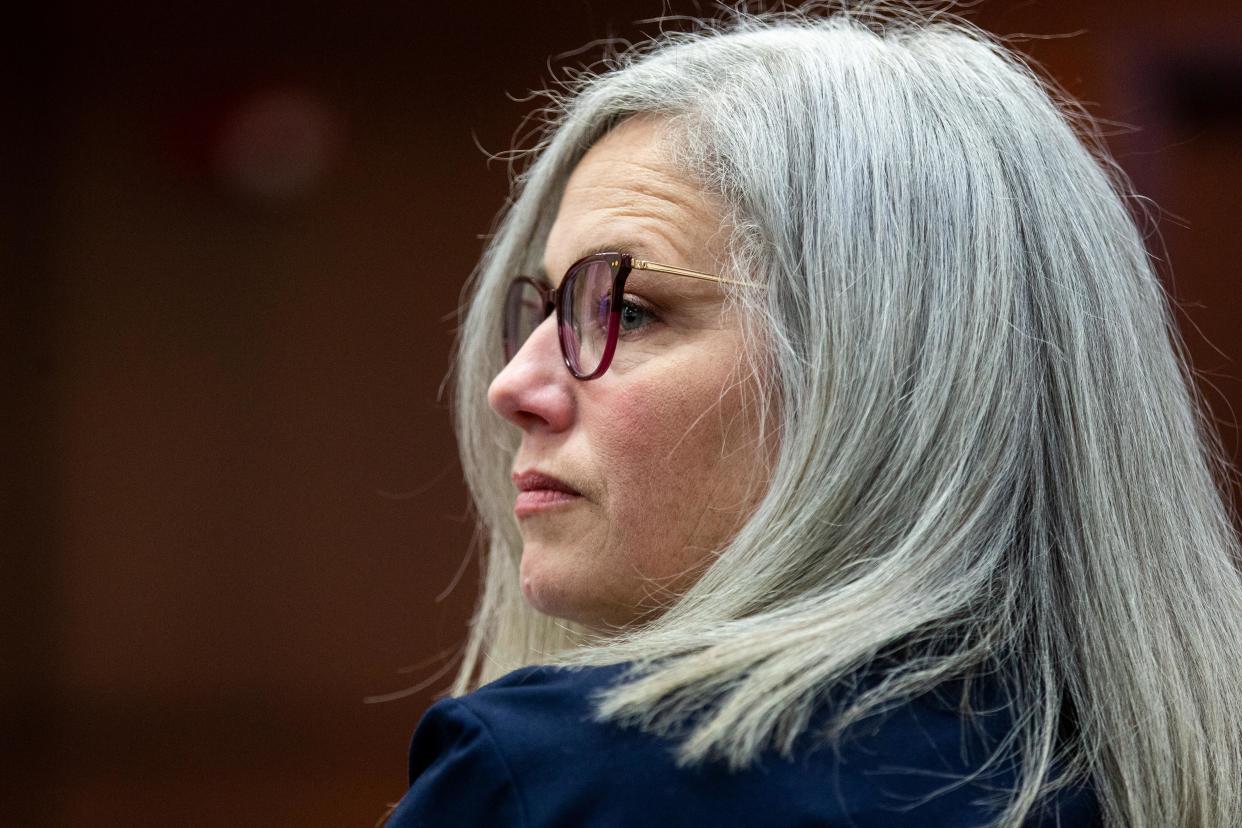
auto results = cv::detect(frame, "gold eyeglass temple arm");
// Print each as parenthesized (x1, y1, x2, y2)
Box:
(632, 259, 764, 288)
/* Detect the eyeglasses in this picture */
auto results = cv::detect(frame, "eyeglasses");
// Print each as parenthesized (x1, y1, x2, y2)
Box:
(503, 251, 758, 380)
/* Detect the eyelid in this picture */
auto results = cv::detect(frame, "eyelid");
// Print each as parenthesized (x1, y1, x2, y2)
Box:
(620, 288, 664, 315)
(616, 296, 660, 334)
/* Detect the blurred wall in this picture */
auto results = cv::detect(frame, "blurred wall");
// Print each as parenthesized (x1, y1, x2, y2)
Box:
(2, 1, 1239, 825)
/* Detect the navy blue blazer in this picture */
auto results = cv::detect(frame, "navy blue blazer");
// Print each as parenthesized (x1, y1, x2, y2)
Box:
(386, 662, 1100, 827)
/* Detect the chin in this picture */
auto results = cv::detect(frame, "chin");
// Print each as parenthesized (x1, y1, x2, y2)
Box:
(518, 550, 607, 627)
(519, 547, 576, 617)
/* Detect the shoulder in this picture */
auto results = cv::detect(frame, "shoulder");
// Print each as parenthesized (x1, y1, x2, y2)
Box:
(445, 662, 634, 759)
(385, 664, 631, 828)
(388, 663, 1100, 827)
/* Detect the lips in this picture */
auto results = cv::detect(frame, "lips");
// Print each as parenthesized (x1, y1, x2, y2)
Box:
(512, 470, 582, 496)
(512, 470, 584, 518)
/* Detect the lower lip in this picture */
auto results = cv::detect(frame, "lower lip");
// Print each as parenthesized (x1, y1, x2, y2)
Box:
(514, 489, 583, 518)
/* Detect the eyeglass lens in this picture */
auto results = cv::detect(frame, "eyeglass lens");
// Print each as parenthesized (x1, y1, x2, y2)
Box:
(562, 259, 613, 376)
(503, 259, 616, 377)
(503, 279, 546, 363)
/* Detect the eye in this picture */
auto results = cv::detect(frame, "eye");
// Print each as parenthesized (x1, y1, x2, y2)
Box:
(618, 296, 658, 334)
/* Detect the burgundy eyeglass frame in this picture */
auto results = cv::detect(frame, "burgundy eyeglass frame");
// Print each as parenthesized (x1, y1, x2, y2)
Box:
(504, 251, 760, 380)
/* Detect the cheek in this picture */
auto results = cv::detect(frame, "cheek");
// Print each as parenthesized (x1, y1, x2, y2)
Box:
(584, 372, 739, 564)
(596, 380, 689, 487)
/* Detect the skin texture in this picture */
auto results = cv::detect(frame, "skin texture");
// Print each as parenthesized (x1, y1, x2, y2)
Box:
(487, 115, 774, 631)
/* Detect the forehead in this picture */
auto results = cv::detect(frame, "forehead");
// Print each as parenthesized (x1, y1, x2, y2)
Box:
(542, 116, 725, 281)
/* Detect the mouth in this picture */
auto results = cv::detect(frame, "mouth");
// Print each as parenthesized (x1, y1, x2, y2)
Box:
(512, 469, 585, 518)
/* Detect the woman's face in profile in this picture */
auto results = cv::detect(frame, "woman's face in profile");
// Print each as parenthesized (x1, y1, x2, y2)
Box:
(487, 115, 774, 631)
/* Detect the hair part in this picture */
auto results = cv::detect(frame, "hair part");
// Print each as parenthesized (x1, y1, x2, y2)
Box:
(445, 3, 1242, 826)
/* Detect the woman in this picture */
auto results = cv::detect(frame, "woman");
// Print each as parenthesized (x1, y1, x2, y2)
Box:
(386, 4, 1242, 826)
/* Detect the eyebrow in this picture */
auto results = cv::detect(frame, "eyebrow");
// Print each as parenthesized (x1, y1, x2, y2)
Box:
(539, 239, 668, 281)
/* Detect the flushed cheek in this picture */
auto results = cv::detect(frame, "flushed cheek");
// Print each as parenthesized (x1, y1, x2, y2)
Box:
(584, 375, 730, 568)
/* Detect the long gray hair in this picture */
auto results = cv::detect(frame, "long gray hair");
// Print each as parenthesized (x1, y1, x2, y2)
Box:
(445, 3, 1242, 825)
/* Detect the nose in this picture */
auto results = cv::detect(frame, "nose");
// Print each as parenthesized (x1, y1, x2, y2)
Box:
(487, 315, 576, 433)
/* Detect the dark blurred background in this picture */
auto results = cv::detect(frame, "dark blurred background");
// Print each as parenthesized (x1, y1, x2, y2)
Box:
(2, 1, 1239, 825)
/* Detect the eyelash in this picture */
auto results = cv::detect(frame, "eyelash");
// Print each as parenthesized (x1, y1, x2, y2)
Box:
(616, 295, 659, 335)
